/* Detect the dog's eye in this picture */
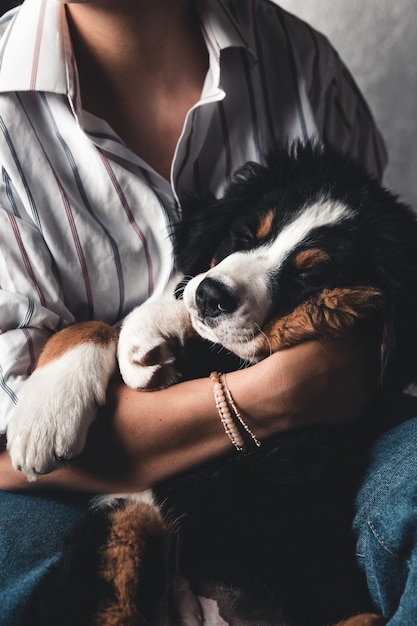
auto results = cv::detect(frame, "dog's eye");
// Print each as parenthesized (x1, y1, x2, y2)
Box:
(238, 230, 256, 249)
(212, 227, 256, 265)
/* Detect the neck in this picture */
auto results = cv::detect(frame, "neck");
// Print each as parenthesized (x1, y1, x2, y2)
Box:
(66, 0, 208, 179)
(67, 0, 202, 81)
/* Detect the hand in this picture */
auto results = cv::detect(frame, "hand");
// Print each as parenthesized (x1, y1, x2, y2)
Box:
(228, 332, 378, 438)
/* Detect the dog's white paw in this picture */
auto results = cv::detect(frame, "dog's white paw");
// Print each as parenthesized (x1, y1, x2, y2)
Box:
(118, 298, 192, 390)
(7, 341, 116, 480)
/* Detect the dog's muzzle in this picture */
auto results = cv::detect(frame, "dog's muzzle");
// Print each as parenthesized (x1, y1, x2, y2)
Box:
(182, 267, 272, 361)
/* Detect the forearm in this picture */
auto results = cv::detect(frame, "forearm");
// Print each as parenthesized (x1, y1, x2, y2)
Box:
(0, 333, 377, 493)
(0, 375, 229, 493)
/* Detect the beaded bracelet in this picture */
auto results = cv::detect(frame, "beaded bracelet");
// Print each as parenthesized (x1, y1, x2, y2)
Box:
(210, 371, 245, 450)
(210, 371, 261, 451)
(222, 373, 261, 448)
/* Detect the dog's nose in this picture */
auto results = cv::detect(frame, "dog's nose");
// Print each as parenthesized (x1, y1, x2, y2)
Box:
(195, 277, 239, 318)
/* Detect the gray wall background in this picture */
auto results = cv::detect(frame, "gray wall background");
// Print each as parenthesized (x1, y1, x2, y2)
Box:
(277, 0, 417, 208)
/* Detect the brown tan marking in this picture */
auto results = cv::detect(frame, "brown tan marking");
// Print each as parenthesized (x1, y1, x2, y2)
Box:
(94, 501, 172, 626)
(256, 209, 274, 240)
(255, 287, 385, 358)
(294, 248, 331, 270)
(37, 321, 119, 368)
(332, 614, 385, 626)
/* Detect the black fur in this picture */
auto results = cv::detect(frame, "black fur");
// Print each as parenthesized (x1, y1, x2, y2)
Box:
(176, 142, 417, 390)
(26, 143, 417, 625)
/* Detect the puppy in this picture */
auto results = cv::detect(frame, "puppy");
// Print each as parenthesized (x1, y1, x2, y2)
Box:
(8, 142, 417, 625)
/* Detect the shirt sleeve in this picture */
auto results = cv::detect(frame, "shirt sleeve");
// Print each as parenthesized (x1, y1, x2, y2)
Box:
(283, 10, 388, 181)
(316, 48, 388, 181)
(0, 202, 74, 433)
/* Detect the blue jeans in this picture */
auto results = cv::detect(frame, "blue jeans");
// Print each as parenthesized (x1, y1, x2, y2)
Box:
(353, 415, 417, 625)
(0, 491, 90, 626)
(1, 419, 417, 625)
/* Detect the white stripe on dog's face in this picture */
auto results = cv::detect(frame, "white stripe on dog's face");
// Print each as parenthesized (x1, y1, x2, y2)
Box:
(264, 200, 353, 270)
(183, 200, 353, 361)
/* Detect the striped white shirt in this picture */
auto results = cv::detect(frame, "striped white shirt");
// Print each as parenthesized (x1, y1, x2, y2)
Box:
(0, 0, 387, 431)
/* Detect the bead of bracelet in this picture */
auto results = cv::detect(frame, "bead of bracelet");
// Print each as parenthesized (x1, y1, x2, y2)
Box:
(210, 372, 245, 451)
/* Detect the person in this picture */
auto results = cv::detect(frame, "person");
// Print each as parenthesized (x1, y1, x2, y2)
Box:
(0, 0, 410, 624)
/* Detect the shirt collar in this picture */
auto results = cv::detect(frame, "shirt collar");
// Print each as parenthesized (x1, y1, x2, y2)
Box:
(0, 0, 256, 106)
(198, 0, 257, 64)
(0, 0, 77, 99)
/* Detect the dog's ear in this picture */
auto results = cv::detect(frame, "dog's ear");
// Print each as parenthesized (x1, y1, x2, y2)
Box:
(311, 143, 417, 394)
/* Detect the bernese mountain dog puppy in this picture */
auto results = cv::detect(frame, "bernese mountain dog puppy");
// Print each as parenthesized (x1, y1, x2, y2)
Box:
(9, 143, 417, 626)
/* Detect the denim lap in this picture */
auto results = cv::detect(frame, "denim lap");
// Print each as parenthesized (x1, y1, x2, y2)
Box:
(0, 490, 89, 626)
(2, 419, 417, 624)
(354, 415, 417, 624)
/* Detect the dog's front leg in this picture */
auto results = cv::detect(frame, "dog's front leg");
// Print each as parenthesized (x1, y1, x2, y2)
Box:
(7, 321, 118, 480)
(118, 282, 194, 390)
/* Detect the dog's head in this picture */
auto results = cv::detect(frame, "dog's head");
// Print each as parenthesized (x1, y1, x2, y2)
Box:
(176, 142, 417, 391)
